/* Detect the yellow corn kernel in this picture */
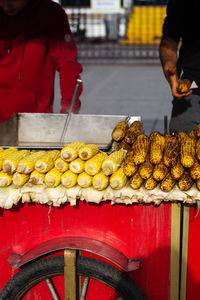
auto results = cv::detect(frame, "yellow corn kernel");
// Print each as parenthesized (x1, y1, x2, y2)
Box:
(69, 158, 85, 174)
(123, 150, 138, 177)
(45, 167, 62, 187)
(61, 170, 77, 188)
(84, 152, 107, 176)
(132, 134, 149, 165)
(150, 133, 165, 165)
(93, 171, 109, 191)
(139, 155, 153, 179)
(178, 171, 194, 191)
(17, 151, 46, 174)
(112, 121, 129, 142)
(35, 150, 60, 173)
(163, 134, 179, 168)
(160, 173, 176, 192)
(61, 142, 85, 162)
(0, 171, 13, 187)
(144, 175, 158, 190)
(171, 158, 185, 180)
(180, 137, 195, 168)
(3, 150, 30, 174)
(78, 144, 99, 160)
(77, 172, 93, 188)
(55, 157, 69, 173)
(153, 162, 169, 181)
(110, 165, 127, 190)
(130, 172, 143, 189)
(190, 159, 200, 180)
(13, 172, 30, 187)
(29, 170, 45, 185)
(102, 150, 124, 175)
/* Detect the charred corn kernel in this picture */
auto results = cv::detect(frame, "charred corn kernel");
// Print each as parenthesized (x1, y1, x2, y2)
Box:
(132, 134, 149, 165)
(55, 157, 69, 173)
(123, 150, 138, 177)
(124, 121, 143, 144)
(153, 162, 169, 181)
(177, 132, 188, 144)
(17, 151, 46, 174)
(93, 171, 109, 191)
(130, 172, 143, 189)
(190, 159, 200, 180)
(163, 134, 179, 168)
(78, 144, 99, 160)
(61, 142, 85, 162)
(77, 172, 93, 188)
(112, 121, 129, 142)
(35, 150, 60, 173)
(3, 150, 30, 174)
(196, 124, 200, 138)
(171, 158, 185, 180)
(196, 139, 200, 161)
(160, 173, 176, 192)
(102, 151, 124, 175)
(177, 79, 191, 93)
(178, 171, 194, 191)
(13, 172, 29, 187)
(150, 133, 165, 165)
(29, 170, 45, 185)
(139, 155, 153, 179)
(69, 158, 85, 174)
(188, 129, 197, 140)
(0, 171, 13, 187)
(61, 170, 77, 188)
(84, 152, 107, 176)
(196, 180, 200, 191)
(0, 148, 18, 170)
(180, 137, 195, 168)
(144, 176, 158, 190)
(118, 140, 131, 153)
(45, 167, 62, 187)
(110, 165, 127, 190)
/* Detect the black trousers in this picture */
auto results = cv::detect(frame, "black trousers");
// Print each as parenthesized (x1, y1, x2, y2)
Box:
(169, 89, 200, 134)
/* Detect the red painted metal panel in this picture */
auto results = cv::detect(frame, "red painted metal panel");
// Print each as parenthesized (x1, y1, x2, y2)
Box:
(0, 201, 171, 299)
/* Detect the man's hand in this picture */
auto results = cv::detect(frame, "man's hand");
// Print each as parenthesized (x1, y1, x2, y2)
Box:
(166, 67, 192, 98)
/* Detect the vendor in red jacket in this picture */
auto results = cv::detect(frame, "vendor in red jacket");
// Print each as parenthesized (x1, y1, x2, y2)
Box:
(0, 0, 83, 123)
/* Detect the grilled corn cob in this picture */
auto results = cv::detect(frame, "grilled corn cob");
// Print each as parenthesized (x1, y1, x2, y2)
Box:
(178, 171, 194, 191)
(0, 171, 13, 187)
(123, 150, 138, 177)
(163, 134, 179, 168)
(13, 172, 30, 187)
(61, 170, 77, 188)
(170, 158, 184, 180)
(93, 171, 109, 191)
(177, 79, 191, 93)
(102, 151, 124, 175)
(112, 121, 129, 142)
(55, 157, 69, 173)
(118, 140, 131, 153)
(45, 167, 62, 187)
(109, 165, 127, 190)
(17, 151, 46, 174)
(130, 171, 143, 189)
(180, 137, 195, 168)
(196, 139, 200, 161)
(77, 172, 93, 188)
(78, 144, 99, 160)
(160, 173, 176, 192)
(124, 121, 143, 144)
(144, 175, 158, 190)
(132, 134, 149, 165)
(196, 124, 200, 138)
(61, 142, 85, 162)
(188, 129, 197, 140)
(150, 133, 165, 165)
(3, 150, 30, 174)
(84, 152, 107, 176)
(177, 132, 188, 144)
(69, 158, 85, 174)
(149, 131, 161, 141)
(35, 150, 60, 173)
(29, 170, 45, 185)
(139, 155, 153, 179)
(190, 159, 200, 180)
(153, 162, 169, 181)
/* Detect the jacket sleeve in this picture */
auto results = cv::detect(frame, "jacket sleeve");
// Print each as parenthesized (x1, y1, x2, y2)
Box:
(48, 4, 83, 112)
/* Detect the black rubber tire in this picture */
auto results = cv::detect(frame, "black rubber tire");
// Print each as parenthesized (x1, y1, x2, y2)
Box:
(0, 256, 147, 300)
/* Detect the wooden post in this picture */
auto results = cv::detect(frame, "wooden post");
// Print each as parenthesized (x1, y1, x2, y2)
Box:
(64, 249, 77, 300)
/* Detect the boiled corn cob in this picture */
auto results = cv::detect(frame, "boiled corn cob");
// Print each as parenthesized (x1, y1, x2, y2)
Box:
(180, 137, 195, 168)
(45, 167, 62, 187)
(61, 142, 85, 162)
(69, 158, 85, 174)
(130, 172, 143, 190)
(61, 170, 77, 188)
(17, 151, 46, 174)
(0, 148, 18, 170)
(170, 158, 184, 180)
(177, 79, 191, 93)
(190, 159, 200, 180)
(35, 150, 60, 173)
(123, 150, 138, 177)
(196, 124, 200, 138)
(144, 175, 158, 190)
(153, 162, 168, 181)
(77, 172, 93, 188)
(132, 134, 149, 165)
(160, 173, 176, 192)
(29, 170, 45, 185)
(78, 144, 99, 160)
(124, 121, 143, 144)
(13, 172, 30, 187)
(109, 165, 127, 190)
(112, 121, 129, 142)
(92, 171, 109, 191)
(196, 139, 200, 161)
(3, 150, 30, 174)
(55, 157, 69, 173)
(163, 134, 179, 168)
(178, 171, 194, 191)
(84, 152, 107, 176)
(102, 150, 124, 175)
(150, 133, 165, 165)
(139, 155, 153, 180)
(0, 171, 13, 187)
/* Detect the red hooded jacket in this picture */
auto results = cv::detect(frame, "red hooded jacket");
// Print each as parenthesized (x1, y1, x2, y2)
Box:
(0, 0, 82, 123)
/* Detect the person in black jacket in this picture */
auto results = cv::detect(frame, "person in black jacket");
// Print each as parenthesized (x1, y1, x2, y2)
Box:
(159, 0, 200, 133)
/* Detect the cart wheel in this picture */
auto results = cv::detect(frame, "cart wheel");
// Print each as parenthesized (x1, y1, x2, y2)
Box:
(0, 256, 147, 300)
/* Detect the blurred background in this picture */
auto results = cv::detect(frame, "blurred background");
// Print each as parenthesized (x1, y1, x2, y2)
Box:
(53, 0, 171, 135)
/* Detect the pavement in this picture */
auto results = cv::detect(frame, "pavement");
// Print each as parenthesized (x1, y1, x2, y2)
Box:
(54, 63, 172, 136)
